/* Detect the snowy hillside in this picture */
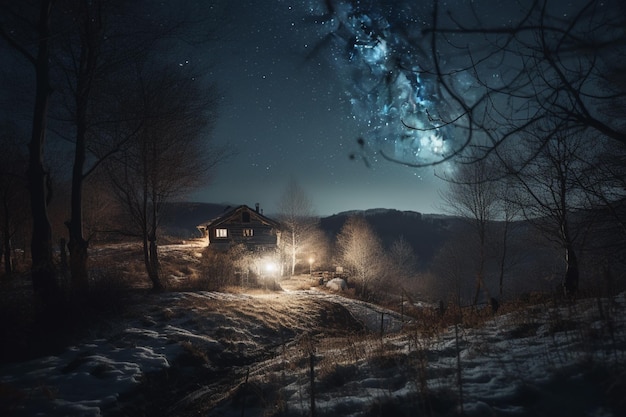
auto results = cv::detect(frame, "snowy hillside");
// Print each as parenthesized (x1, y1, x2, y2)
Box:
(1, 278, 624, 417)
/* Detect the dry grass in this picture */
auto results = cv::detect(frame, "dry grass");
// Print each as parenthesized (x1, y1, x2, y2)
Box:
(5, 239, 625, 417)
(279, 275, 319, 291)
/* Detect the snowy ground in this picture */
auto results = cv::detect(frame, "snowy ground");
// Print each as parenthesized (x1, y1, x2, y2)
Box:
(1, 276, 625, 417)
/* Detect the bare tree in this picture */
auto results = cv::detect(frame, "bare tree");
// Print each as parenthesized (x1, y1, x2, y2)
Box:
(388, 236, 418, 292)
(336, 216, 387, 298)
(414, 0, 623, 296)
(582, 139, 626, 236)
(492, 180, 523, 299)
(1, 1, 219, 301)
(310, 1, 625, 168)
(431, 233, 476, 306)
(506, 127, 598, 296)
(53, 0, 117, 293)
(579, 141, 626, 293)
(0, 122, 30, 278)
(276, 178, 319, 276)
(105, 64, 221, 290)
(419, 0, 626, 164)
(51, 0, 203, 293)
(440, 156, 501, 305)
(0, 0, 60, 307)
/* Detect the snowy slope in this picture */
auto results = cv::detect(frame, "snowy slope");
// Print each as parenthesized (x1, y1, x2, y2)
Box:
(1, 284, 625, 417)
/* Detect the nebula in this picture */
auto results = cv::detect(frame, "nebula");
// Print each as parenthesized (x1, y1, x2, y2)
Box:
(308, 0, 454, 166)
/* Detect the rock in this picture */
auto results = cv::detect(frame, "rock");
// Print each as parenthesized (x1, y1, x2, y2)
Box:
(326, 278, 347, 291)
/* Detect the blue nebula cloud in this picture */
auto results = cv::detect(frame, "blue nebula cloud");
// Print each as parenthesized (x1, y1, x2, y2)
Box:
(306, 0, 454, 166)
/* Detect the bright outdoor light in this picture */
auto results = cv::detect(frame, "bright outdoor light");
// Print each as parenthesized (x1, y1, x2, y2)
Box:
(265, 262, 277, 273)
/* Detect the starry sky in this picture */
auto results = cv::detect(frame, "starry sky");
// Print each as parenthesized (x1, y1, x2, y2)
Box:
(186, 0, 452, 216)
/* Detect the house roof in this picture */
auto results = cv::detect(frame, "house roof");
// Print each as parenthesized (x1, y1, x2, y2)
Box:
(200, 205, 281, 229)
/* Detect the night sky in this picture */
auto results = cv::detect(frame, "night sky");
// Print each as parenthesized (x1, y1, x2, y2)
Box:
(188, 0, 450, 216)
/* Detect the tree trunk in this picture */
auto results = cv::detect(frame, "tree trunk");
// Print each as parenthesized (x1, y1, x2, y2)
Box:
(68, 238, 89, 292)
(564, 245, 579, 297)
(149, 236, 163, 290)
(2, 235, 13, 278)
(28, 0, 58, 308)
(2, 239, 12, 278)
(67, 122, 90, 293)
(561, 205, 579, 297)
(2, 201, 13, 277)
(143, 233, 163, 291)
(473, 226, 489, 306)
(498, 221, 510, 299)
(291, 231, 296, 276)
(142, 234, 153, 286)
(59, 238, 68, 272)
(67, 93, 89, 292)
(68, 0, 102, 294)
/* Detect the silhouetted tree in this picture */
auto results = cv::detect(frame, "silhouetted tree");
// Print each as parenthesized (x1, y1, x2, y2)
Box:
(388, 236, 418, 292)
(492, 180, 523, 299)
(276, 178, 319, 276)
(105, 65, 222, 290)
(418, 0, 626, 165)
(431, 233, 476, 306)
(506, 128, 597, 296)
(0, 122, 30, 278)
(440, 156, 501, 304)
(52, 0, 202, 293)
(0, 0, 59, 308)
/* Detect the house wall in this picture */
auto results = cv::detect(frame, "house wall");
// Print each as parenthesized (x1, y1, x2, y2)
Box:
(207, 207, 279, 251)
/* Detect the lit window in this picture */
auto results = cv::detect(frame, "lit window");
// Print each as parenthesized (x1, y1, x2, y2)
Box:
(215, 228, 227, 238)
(243, 228, 254, 237)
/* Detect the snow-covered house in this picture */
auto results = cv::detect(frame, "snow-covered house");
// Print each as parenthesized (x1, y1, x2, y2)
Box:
(197, 204, 281, 252)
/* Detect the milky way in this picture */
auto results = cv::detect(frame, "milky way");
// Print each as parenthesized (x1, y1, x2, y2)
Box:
(190, 0, 456, 215)
(305, 0, 455, 167)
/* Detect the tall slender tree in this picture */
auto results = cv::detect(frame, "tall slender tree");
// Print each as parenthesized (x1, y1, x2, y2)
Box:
(276, 179, 318, 276)
(0, 0, 59, 307)
(507, 128, 597, 296)
(106, 64, 222, 290)
(53, 0, 190, 293)
(0, 123, 30, 278)
(59, 0, 105, 293)
(440, 156, 500, 304)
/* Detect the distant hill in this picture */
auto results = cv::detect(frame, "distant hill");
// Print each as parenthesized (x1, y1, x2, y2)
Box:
(319, 208, 462, 269)
(160, 204, 462, 266)
(161, 202, 626, 297)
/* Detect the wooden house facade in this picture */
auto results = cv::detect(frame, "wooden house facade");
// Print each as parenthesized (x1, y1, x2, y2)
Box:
(197, 204, 281, 252)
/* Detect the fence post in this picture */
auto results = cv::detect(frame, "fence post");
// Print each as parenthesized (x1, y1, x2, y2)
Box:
(309, 350, 316, 417)
(455, 322, 464, 415)
(401, 292, 404, 324)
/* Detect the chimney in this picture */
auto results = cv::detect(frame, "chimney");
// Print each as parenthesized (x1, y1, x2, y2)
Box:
(255, 203, 260, 213)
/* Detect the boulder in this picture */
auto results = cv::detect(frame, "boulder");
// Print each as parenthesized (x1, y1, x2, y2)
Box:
(326, 278, 347, 291)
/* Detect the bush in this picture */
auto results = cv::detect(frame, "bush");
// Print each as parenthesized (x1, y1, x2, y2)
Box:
(198, 245, 247, 289)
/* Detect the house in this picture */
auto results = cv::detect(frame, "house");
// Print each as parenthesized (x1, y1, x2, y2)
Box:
(197, 204, 281, 252)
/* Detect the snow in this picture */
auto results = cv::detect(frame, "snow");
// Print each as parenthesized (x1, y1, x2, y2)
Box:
(1, 283, 625, 416)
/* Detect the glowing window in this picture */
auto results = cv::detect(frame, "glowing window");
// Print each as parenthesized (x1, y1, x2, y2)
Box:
(243, 228, 254, 237)
(215, 228, 227, 238)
